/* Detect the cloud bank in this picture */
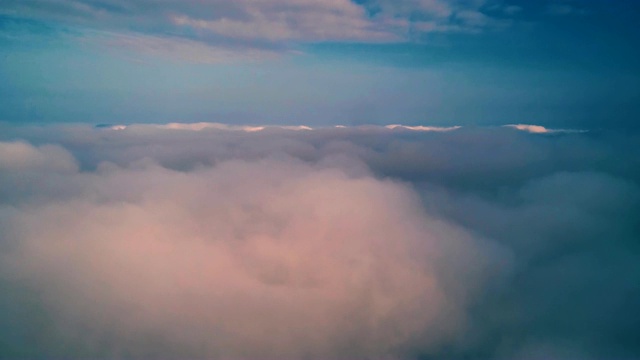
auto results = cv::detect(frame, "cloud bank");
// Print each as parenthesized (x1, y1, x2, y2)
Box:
(0, 123, 639, 359)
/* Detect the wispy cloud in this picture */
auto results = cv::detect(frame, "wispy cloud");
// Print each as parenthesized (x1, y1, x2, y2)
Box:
(88, 30, 282, 63)
(0, 0, 523, 61)
(169, 1, 397, 43)
(546, 2, 585, 16)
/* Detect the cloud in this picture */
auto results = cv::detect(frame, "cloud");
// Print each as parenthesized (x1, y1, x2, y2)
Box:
(385, 124, 461, 132)
(157, 122, 265, 132)
(97, 122, 463, 133)
(0, 140, 77, 171)
(503, 5, 523, 15)
(88, 30, 282, 63)
(1, 123, 639, 359)
(0, 133, 504, 359)
(504, 124, 587, 134)
(546, 3, 584, 16)
(169, 0, 396, 43)
(0, 0, 519, 60)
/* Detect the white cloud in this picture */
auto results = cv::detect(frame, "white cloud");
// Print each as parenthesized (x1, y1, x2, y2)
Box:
(386, 124, 461, 132)
(504, 124, 587, 134)
(100, 122, 465, 133)
(151, 122, 313, 131)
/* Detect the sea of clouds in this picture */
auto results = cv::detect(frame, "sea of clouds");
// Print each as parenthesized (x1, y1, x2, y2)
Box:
(0, 123, 639, 359)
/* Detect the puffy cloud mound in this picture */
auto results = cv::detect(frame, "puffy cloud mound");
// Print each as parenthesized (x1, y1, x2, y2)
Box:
(0, 124, 639, 359)
(0, 140, 77, 171)
(0, 133, 502, 359)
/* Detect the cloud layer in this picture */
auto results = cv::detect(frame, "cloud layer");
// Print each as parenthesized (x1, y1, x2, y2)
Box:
(0, 124, 639, 359)
(0, 0, 521, 60)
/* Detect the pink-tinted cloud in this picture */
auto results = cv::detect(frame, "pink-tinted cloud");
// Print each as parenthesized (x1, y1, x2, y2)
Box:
(1, 124, 639, 359)
(0, 137, 505, 358)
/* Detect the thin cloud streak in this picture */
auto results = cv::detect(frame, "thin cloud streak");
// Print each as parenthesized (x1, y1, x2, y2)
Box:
(504, 124, 588, 134)
(101, 122, 465, 132)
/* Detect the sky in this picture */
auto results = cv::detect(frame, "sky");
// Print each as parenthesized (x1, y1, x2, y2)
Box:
(1, 2, 640, 359)
(1, 0, 639, 128)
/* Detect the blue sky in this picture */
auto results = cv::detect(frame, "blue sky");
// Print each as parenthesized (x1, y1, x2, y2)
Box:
(1, 0, 639, 128)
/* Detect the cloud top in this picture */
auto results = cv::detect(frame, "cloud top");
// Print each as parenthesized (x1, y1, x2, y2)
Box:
(0, 136, 501, 359)
(1, 124, 639, 359)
